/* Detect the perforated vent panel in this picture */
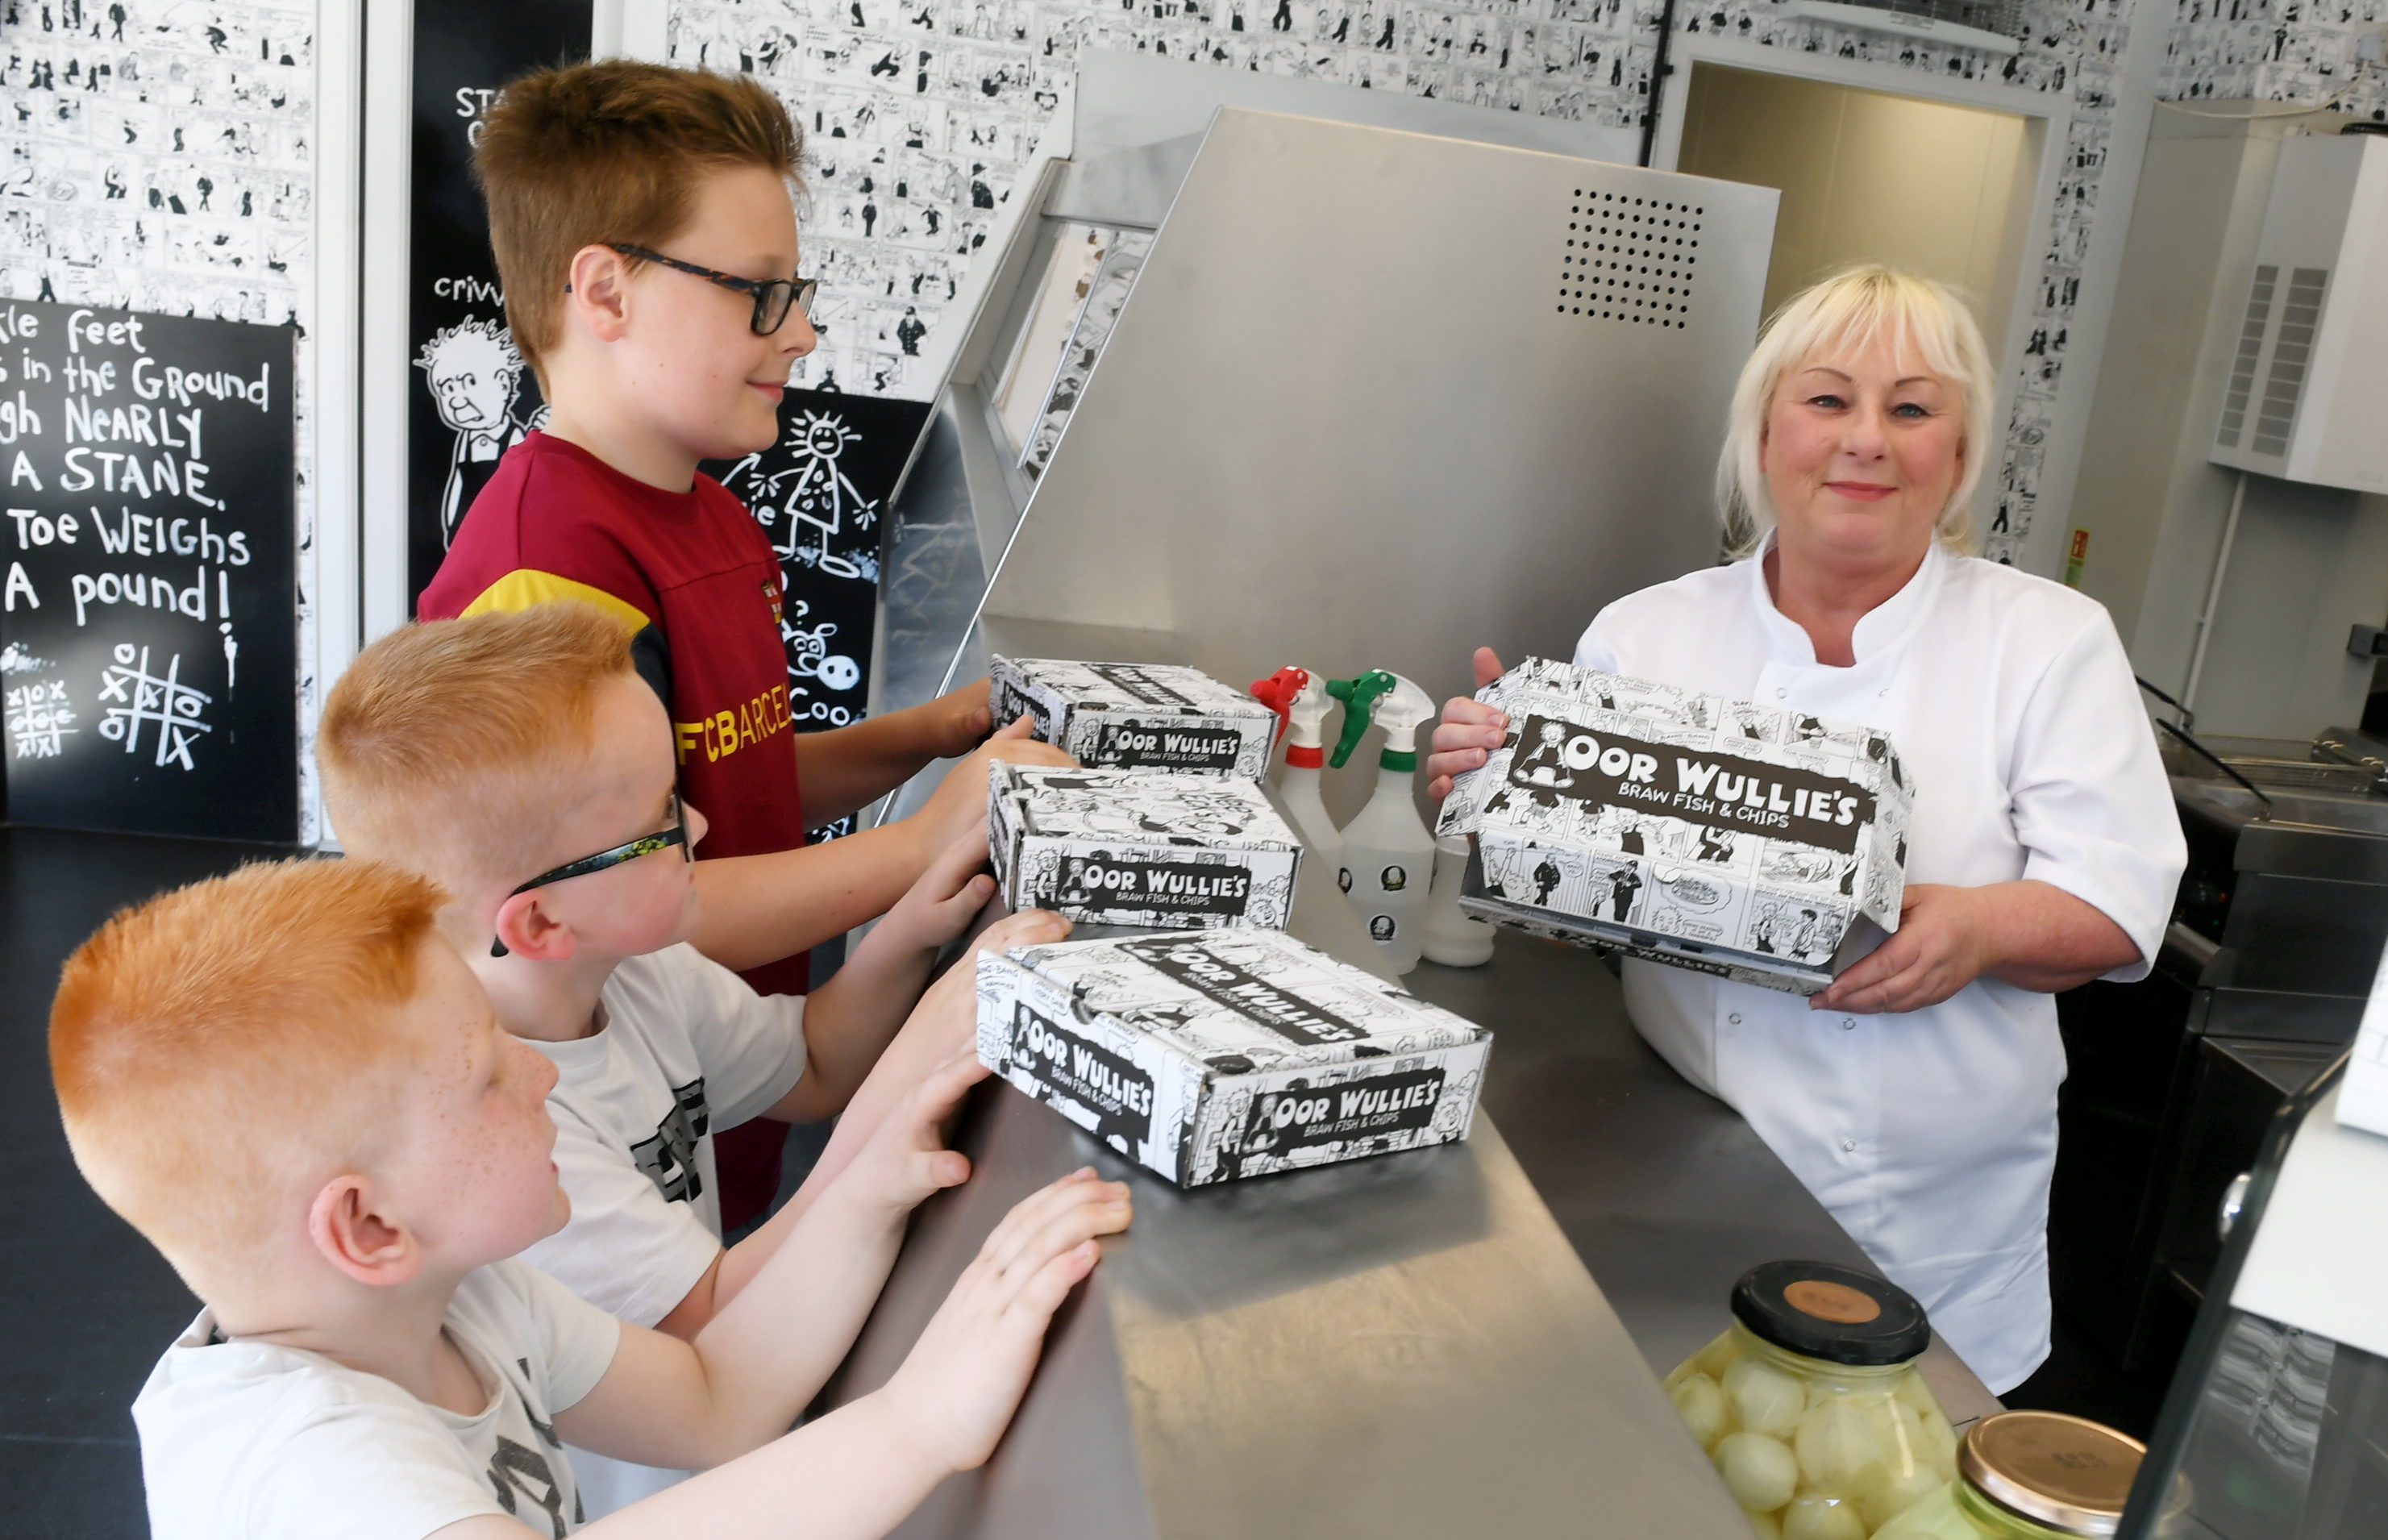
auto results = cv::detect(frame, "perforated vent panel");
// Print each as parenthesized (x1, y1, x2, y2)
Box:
(1557, 186, 1701, 328)
(2252, 265, 2328, 458)
(2216, 264, 2275, 450)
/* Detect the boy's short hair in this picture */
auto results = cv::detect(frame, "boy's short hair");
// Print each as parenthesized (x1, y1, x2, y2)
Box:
(475, 60, 803, 386)
(50, 859, 447, 1301)
(317, 603, 638, 910)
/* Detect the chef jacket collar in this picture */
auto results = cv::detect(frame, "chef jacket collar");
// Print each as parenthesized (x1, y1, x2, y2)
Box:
(1745, 531, 1949, 668)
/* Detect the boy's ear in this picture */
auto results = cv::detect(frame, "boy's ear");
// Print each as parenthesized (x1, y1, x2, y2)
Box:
(491, 891, 576, 964)
(308, 1176, 422, 1288)
(564, 243, 634, 343)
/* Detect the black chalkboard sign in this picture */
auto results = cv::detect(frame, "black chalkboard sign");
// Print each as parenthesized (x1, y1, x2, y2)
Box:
(0, 300, 297, 842)
(406, 0, 589, 603)
(703, 385, 931, 837)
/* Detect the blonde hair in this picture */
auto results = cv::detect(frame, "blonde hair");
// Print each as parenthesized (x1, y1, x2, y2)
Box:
(1718, 266, 1996, 558)
(317, 604, 638, 914)
(474, 60, 803, 390)
(50, 859, 448, 1303)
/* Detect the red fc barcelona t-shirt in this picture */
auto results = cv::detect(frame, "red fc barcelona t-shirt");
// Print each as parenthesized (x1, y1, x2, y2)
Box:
(418, 431, 809, 997)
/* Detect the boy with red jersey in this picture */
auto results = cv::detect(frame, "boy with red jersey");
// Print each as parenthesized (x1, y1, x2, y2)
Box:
(418, 61, 1064, 1226)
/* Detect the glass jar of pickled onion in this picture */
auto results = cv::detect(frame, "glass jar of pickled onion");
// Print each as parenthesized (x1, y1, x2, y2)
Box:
(1870, 1411, 2145, 1539)
(1665, 1261, 1959, 1540)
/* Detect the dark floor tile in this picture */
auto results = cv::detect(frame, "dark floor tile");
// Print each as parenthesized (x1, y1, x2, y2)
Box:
(0, 1434, 150, 1539)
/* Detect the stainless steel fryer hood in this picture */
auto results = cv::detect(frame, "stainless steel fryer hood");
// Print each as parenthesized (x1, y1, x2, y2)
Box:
(876, 81, 1778, 832)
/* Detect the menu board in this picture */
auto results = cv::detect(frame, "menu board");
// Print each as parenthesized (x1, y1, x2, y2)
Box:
(0, 300, 297, 841)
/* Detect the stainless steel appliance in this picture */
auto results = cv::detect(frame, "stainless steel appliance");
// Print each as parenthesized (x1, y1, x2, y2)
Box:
(873, 59, 1778, 829)
(2050, 755, 2388, 1381)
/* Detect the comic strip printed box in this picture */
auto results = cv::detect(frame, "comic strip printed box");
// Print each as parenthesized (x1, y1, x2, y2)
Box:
(988, 764, 1302, 931)
(976, 930, 1491, 1187)
(989, 656, 1276, 779)
(1437, 657, 1913, 995)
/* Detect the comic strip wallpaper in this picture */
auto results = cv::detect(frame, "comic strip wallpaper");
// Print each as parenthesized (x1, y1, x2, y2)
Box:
(3, 0, 2385, 827)
(0, 0, 317, 832)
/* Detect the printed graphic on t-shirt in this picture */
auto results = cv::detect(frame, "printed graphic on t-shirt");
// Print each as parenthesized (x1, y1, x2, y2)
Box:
(629, 1076, 711, 1205)
(488, 1355, 582, 1537)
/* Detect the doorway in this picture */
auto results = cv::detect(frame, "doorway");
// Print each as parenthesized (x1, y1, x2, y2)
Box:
(1670, 60, 2043, 364)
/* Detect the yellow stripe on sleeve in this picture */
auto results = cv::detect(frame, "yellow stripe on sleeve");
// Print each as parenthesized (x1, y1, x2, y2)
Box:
(457, 569, 651, 635)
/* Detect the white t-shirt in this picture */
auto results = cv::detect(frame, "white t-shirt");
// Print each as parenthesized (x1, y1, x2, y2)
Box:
(133, 1260, 621, 1540)
(1576, 539, 2185, 1394)
(518, 943, 808, 1517)
(520, 943, 809, 1326)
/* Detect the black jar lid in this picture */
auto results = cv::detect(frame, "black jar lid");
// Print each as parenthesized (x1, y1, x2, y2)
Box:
(1729, 1259, 1932, 1366)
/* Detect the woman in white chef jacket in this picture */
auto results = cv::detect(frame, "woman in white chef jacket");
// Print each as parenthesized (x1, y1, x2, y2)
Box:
(1426, 267, 2186, 1395)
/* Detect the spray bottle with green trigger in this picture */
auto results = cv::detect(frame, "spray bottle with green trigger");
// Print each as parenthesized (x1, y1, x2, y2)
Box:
(1327, 670, 1437, 973)
(1249, 668, 1344, 872)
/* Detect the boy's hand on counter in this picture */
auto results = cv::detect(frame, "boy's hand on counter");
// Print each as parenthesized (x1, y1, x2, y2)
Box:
(880, 1167, 1132, 1474)
(1425, 647, 1510, 801)
(839, 1051, 990, 1221)
(909, 718, 1075, 858)
(867, 829, 998, 960)
(906, 907, 1073, 1063)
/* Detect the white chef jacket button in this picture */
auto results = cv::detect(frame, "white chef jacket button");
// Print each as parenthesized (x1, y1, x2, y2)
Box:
(1774, 687, 1787, 699)
(1842, 1138, 1858, 1152)
(1728, 1012, 1742, 1024)
(1842, 1018, 1855, 1030)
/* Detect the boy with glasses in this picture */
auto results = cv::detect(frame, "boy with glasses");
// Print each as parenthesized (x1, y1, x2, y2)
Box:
(57, 858, 1130, 1540)
(417, 60, 1068, 1234)
(319, 604, 1072, 1513)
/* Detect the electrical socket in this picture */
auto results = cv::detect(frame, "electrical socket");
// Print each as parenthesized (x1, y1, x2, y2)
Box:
(2356, 24, 2388, 66)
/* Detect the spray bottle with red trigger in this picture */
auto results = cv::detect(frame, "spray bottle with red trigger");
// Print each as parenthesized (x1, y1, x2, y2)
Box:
(1249, 667, 1345, 872)
(1327, 670, 1438, 973)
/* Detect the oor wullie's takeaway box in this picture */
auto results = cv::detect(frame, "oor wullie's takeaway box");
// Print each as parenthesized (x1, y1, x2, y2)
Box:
(977, 930, 1491, 1186)
(1437, 657, 1913, 995)
(989, 656, 1278, 778)
(988, 764, 1303, 930)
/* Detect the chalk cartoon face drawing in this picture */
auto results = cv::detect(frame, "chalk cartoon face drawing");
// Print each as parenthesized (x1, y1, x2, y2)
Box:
(416, 318, 540, 548)
(780, 597, 863, 703)
(735, 410, 880, 580)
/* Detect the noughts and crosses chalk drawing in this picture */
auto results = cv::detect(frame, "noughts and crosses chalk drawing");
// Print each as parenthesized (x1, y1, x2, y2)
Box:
(96, 642, 213, 770)
(5, 676, 78, 759)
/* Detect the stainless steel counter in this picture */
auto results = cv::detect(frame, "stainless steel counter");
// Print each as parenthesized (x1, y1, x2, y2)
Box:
(1405, 934, 2003, 1429)
(823, 872, 1997, 1538)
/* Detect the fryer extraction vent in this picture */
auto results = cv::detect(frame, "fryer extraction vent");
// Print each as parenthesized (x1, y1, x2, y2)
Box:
(1557, 186, 1702, 328)
(2215, 264, 2276, 450)
(2250, 266, 2328, 459)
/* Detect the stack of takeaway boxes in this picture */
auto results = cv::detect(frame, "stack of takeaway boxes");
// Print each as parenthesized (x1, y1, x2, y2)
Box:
(977, 656, 1493, 1186)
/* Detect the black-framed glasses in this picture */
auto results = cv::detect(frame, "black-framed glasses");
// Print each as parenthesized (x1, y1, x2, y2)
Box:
(609, 243, 817, 335)
(491, 793, 693, 957)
